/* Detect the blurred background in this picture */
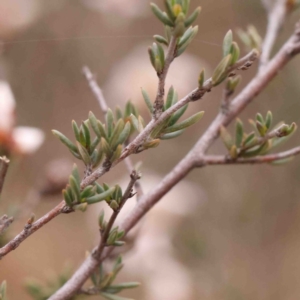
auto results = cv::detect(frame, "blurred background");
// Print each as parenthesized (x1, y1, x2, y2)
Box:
(0, 0, 300, 299)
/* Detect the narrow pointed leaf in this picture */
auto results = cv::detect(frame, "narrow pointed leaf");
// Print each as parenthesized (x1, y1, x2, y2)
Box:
(52, 130, 78, 154)
(86, 187, 116, 204)
(168, 104, 188, 126)
(150, 3, 174, 26)
(220, 125, 234, 150)
(164, 111, 204, 133)
(223, 30, 232, 57)
(154, 34, 169, 46)
(184, 6, 201, 27)
(88, 111, 101, 137)
(76, 141, 91, 165)
(212, 54, 232, 86)
(235, 118, 244, 147)
(142, 88, 153, 114)
(161, 129, 185, 139)
(106, 109, 114, 138)
(72, 120, 80, 141)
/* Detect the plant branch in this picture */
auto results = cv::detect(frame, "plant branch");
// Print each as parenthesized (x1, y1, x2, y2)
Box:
(0, 201, 68, 259)
(153, 35, 177, 119)
(0, 156, 9, 196)
(83, 66, 108, 115)
(199, 146, 300, 165)
(49, 171, 140, 300)
(259, 0, 288, 71)
(120, 49, 259, 160)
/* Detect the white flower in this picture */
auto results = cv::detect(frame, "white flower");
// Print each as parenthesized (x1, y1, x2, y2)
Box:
(0, 80, 44, 154)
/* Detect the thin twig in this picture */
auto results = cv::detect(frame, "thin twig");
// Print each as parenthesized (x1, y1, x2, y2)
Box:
(49, 171, 140, 300)
(0, 201, 66, 259)
(199, 146, 300, 165)
(259, 0, 288, 72)
(153, 35, 177, 119)
(93, 170, 140, 259)
(83, 66, 108, 115)
(0, 156, 10, 196)
(119, 49, 259, 161)
(45, 21, 300, 300)
(124, 158, 143, 200)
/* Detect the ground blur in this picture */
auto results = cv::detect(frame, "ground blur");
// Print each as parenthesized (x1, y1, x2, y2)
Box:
(1, 0, 300, 299)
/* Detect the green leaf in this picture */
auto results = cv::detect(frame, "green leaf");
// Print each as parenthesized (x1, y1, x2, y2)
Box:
(235, 118, 244, 148)
(160, 129, 185, 139)
(198, 69, 205, 89)
(165, 86, 175, 109)
(63, 189, 73, 206)
(256, 120, 266, 136)
(109, 282, 140, 290)
(130, 114, 139, 132)
(82, 121, 91, 150)
(110, 119, 125, 148)
(164, 0, 176, 21)
(111, 144, 123, 162)
(76, 141, 91, 165)
(116, 122, 131, 146)
(91, 148, 104, 168)
(241, 142, 268, 158)
(154, 34, 169, 46)
(271, 157, 294, 165)
(101, 137, 112, 157)
(223, 30, 233, 57)
(86, 187, 116, 204)
(98, 121, 108, 140)
(177, 25, 198, 51)
(52, 130, 78, 154)
(80, 186, 95, 199)
(142, 139, 160, 149)
(243, 132, 256, 147)
(265, 111, 273, 130)
(168, 104, 188, 126)
(71, 164, 81, 186)
(150, 3, 174, 26)
(90, 136, 100, 153)
(88, 111, 101, 137)
(229, 144, 238, 159)
(220, 125, 234, 150)
(182, 0, 190, 15)
(178, 26, 193, 48)
(69, 175, 81, 202)
(115, 106, 123, 120)
(256, 113, 264, 124)
(230, 41, 240, 65)
(226, 75, 241, 92)
(148, 46, 156, 69)
(72, 120, 80, 142)
(212, 54, 232, 86)
(163, 111, 204, 133)
(156, 42, 165, 69)
(184, 6, 201, 27)
(106, 109, 114, 138)
(141, 88, 153, 114)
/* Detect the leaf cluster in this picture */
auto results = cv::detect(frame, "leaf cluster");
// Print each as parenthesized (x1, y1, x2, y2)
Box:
(220, 111, 297, 162)
(142, 86, 204, 141)
(90, 256, 140, 300)
(63, 164, 122, 210)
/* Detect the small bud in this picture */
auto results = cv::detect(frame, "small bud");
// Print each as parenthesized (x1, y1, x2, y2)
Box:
(198, 69, 205, 89)
(27, 213, 35, 225)
(110, 200, 119, 211)
(229, 144, 238, 159)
